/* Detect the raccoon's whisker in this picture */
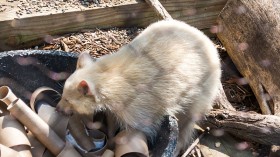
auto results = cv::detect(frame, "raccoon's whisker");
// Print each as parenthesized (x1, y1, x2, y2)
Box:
(53, 93, 62, 99)
(56, 82, 64, 89)
(52, 96, 61, 103)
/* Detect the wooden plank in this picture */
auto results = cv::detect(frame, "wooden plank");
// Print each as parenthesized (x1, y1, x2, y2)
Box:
(0, 0, 227, 51)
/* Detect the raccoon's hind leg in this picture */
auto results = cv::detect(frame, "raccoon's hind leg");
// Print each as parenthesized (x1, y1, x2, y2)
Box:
(174, 111, 195, 156)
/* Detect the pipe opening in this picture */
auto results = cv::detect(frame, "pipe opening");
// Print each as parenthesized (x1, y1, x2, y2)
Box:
(0, 86, 9, 99)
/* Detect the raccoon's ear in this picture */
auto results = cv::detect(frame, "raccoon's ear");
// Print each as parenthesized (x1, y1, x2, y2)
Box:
(78, 80, 92, 96)
(77, 52, 94, 69)
(77, 80, 101, 102)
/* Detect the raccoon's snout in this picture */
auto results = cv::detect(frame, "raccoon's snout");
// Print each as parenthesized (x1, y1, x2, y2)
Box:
(56, 105, 74, 116)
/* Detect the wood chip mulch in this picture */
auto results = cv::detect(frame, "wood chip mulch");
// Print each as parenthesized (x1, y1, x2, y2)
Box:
(40, 27, 143, 58)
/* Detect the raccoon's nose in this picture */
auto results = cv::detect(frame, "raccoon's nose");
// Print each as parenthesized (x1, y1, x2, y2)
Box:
(56, 105, 62, 112)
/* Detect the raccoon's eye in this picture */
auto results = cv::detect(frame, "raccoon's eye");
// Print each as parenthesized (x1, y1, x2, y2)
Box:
(64, 99, 70, 103)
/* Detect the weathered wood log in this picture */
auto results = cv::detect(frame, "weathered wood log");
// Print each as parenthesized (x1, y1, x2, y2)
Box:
(0, 0, 227, 51)
(217, 0, 280, 116)
(213, 82, 235, 111)
(144, 0, 172, 19)
(202, 109, 280, 145)
(217, 0, 280, 152)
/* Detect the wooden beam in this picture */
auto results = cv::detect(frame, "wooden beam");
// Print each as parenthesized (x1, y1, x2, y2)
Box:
(0, 0, 227, 51)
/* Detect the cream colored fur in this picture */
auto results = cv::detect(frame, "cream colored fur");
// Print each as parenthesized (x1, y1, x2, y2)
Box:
(57, 19, 221, 156)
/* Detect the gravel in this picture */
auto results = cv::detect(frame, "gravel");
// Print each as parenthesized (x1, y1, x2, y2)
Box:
(1, 0, 134, 16)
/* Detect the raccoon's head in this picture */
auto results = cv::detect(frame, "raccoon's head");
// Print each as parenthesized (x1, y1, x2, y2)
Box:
(56, 53, 102, 116)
